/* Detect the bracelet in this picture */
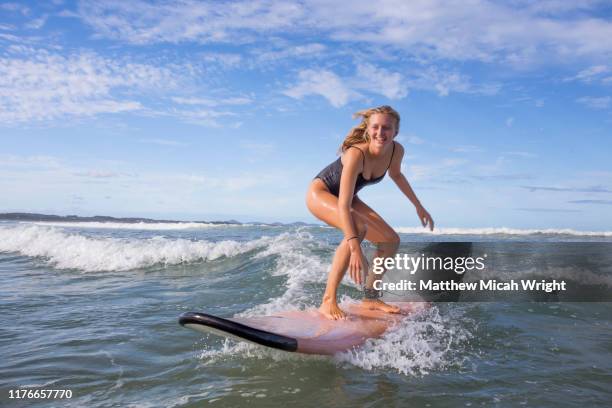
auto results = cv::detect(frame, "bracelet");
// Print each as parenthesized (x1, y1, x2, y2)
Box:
(346, 236, 359, 242)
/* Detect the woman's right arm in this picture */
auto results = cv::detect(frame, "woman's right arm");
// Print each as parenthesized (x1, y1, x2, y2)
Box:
(338, 148, 366, 284)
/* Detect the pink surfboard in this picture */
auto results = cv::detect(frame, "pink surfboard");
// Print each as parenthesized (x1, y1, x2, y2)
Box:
(179, 302, 427, 355)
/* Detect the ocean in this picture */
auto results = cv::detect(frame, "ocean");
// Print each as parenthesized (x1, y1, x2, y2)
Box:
(1, 221, 611, 407)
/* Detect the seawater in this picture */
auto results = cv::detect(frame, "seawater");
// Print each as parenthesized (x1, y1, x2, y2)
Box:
(0, 221, 611, 407)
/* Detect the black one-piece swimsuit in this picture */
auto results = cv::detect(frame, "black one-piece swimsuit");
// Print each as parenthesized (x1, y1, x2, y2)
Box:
(315, 142, 395, 197)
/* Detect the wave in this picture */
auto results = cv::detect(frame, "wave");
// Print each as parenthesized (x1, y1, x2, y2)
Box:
(394, 226, 612, 237)
(0, 224, 272, 272)
(23, 221, 257, 230)
(240, 230, 332, 316)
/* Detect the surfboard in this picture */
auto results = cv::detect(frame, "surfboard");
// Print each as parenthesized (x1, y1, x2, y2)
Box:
(179, 301, 426, 355)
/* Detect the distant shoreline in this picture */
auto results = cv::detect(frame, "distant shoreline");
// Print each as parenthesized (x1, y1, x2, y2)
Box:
(0, 212, 313, 227)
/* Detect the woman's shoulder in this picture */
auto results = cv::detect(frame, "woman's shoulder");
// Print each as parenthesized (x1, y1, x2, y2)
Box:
(348, 143, 369, 156)
(341, 144, 366, 168)
(392, 140, 405, 155)
(342, 143, 367, 156)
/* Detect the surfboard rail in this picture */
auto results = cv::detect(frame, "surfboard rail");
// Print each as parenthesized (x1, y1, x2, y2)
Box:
(179, 311, 298, 352)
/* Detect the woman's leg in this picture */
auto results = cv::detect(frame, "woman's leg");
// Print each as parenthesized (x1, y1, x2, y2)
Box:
(306, 181, 400, 318)
(306, 180, 368, 319)
(351, 195, 401, 313)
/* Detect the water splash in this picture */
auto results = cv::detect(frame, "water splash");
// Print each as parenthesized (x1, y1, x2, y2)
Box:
(336, 305, 475, 376)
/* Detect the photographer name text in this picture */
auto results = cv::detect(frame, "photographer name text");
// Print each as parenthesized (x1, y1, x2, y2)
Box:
(374, 279, 567, 292)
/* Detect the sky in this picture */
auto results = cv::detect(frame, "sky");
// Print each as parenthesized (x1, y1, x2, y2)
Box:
(1, 0, 612, 229)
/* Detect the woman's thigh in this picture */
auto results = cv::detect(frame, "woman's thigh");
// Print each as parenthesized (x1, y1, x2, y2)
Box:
(351, 195, 399, 244)
(306, 181, 397, 243)
(306, 180, 363, 230)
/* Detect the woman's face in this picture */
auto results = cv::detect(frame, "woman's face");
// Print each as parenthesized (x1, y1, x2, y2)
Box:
(367, 113, 397, 149)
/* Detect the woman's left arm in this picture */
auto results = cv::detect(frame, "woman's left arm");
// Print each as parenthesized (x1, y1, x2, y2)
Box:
(388, 143, 435, 231)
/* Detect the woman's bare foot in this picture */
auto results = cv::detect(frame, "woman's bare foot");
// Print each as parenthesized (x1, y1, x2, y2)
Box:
(319, 299, 346, 320)
(361, 298, 401, 314)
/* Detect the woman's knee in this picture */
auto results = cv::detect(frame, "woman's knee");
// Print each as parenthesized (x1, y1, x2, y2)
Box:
(375, 231, 400, 254)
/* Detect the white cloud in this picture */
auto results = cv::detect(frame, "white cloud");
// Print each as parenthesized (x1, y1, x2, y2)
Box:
(403, 66, 500, 96)
(405, 157, 468, 182)
(283, 69, 354, 107)
(504, 151, 538, 158)
(255, 43, 327, 63)
(76, 0, 304, 45)
(172, 108, 238, 127)
(0, 3, 30, 14)
(406, 135, 425, 145)
(138, 138, 188, 147)
(73, 170, 130, 178)
(576, 96, 611, 109)
(354, 63, 408, 99)
(0, 154, 62, 170)
(73, 1, 612, 65)
(282, 61, 495, 106)
(506, 117, 515, 127)
(0, 46, 247, 127)
(202, 53, 243, 68)
(25, 15, 48, 30)
(171, 96, 252, 106)
(0, 48, 179, 124)
(239, 140, 276, 155)
(450, 145, 484, 153)
(566, 65, 609, 83)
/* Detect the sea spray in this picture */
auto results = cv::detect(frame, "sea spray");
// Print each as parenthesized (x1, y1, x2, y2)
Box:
(240, 229, 331, 316)
(336, 305, 475, 376)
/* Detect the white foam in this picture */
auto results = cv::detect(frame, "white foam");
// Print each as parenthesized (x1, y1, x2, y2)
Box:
(198, 337, 328, 364)
(239, 229, 332, 316)
(394, 226, 612, 237)
(335, 306, 474, 376)
(26, 221, 254, 230)
(0, 224, 271, 272)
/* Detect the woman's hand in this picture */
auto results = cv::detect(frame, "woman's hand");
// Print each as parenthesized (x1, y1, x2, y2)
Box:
(348, 244, 367, 285)
(416, 205, 434, 231)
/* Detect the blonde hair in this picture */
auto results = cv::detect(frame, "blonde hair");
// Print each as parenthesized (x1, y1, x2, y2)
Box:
(341, 105, 400, 152)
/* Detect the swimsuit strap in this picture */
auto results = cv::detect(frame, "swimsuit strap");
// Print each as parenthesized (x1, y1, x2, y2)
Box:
(346, 145, 366, 168)
(386, 141, 396, 170)
(347, 142, 396, 173)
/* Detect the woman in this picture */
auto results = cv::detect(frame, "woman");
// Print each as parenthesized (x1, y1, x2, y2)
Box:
(306, 105, 434, 320)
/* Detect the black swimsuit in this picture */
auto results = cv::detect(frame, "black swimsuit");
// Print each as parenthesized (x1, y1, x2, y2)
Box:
(315, 142, 395, 197)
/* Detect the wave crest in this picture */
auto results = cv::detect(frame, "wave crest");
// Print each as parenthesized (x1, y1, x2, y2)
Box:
(0, 224, 271, 272)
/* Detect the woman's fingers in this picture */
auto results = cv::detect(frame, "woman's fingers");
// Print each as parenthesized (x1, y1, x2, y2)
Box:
(349, 256, 362, 284)
(418, 208, 434, 231)
(352, 261, 360, 284)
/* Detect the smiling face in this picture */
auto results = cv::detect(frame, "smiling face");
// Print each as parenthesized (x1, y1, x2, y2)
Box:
(367, 113, 398, 150)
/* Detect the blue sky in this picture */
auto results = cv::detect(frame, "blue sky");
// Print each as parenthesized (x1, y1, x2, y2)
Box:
(1, 0, 612, 229)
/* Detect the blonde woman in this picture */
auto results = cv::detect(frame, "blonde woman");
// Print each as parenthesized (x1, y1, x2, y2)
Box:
(306, 106, 434, 320)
